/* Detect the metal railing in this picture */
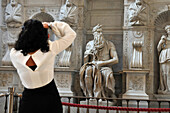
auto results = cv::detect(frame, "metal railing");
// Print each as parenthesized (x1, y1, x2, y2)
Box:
(61, 96, 170, 113)
(1, 87, 170, 113)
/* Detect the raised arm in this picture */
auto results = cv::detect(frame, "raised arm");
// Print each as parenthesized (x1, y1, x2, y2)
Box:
(157, 35, 166, 55)
(48, 21, 77, 54)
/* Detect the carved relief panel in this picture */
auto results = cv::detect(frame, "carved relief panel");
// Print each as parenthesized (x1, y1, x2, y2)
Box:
(54, 72, 73, 96)
(0, 73, 13, 87)
(55, 74, 70, 88)
(128, 75, 144, 91)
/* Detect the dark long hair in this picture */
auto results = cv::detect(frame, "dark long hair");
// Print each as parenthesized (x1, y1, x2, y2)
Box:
(14, 19, 49, 56)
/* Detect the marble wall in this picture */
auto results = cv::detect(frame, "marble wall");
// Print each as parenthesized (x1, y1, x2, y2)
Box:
(123, 0, 170, 99)
(85, 0, 124, 72)
(1, 0, 170, 112)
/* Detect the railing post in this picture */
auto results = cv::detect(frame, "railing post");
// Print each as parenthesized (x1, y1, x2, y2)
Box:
(86, 98, 89, 113)
(96, 98, 99, 113)
(126, 100, 129, 113)
(4, 94, 8, 113)
(8, 87, 15, 113)
(67, 97, 71, 113)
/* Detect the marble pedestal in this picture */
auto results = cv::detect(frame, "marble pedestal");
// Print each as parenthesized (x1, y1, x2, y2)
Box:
(54, 68, 77, 96)
(79, 100, 120, 113)
(154, 94, 170, 100)
(121, 70, 150, 112)
(152, 94, 170, 108)
(122, 69, 149, 100)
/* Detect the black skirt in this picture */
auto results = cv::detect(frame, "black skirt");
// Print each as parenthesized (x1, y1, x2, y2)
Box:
(19, 79, 63, 113)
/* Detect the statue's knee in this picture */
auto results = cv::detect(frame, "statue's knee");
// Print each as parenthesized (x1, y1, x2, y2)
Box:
(85, 66, 93, 75)
(108, 73, 114, 79)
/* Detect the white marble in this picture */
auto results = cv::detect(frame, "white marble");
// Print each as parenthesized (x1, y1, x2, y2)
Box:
(5, 0, 22, 28)
(80, 100, 120, 113)
(122, 70, 149, 100)
(128, 0, 147, 26)
(54, 72, 73, 96)
(80, 24, 118, 100)
(130, 41, 143, 68)
(1, 1, 170, 112)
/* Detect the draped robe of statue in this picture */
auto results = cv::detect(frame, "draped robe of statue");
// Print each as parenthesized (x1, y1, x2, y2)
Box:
(157, 33, 170, 94)
(80, 24, 118, 100)
(2, 0, 22, 65)
(57, 0, 77, 67)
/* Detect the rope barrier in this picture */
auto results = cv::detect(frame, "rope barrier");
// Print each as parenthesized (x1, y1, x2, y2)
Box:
(62, 102, 170, 112)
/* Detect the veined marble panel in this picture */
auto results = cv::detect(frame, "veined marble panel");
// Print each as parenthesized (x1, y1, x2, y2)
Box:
(92, 0, 123, 10)
(91, 14, 122, 27)
(90, 12, 122, 28)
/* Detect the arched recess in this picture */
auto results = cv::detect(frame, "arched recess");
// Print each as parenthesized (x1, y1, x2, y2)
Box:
(155, 10, 170, 31)
(154, 10, 170, 93)
(30, 12, 55, 41)
(31, 12, 55, 22)
(30, 12, 72, 67)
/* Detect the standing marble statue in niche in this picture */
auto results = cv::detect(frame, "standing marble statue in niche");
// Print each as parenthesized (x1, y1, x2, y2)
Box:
(2, 0, 22, 65)
(129, 0, 147, 26)
(59, 0, 77, 27)
(57, 0, 77, 67)
(157, 25, 170, 94)
(5, 0, 22, 28)
(80, 24, 119, 101)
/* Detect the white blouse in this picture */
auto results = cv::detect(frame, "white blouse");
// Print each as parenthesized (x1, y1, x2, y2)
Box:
(10, 21, 76, 89)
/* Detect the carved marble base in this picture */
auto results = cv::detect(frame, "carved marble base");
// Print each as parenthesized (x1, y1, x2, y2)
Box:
(54, 69, 76, 96)
(0, 97, 5, 113)
(150, 95, 170, 108)
(80, 100, 119, 113)
(0, 67, 23, 93)
(123, 91, 149, 99)
(122, 100, 148, 113)
(0, 66, 23, 113)
(122, 70, 150, 100)
(154, 94, 170, 100)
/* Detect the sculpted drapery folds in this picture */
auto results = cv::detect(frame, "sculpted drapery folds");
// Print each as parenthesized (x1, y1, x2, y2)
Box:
(5, 0, 22, 28)
(157, 25, 170, 94)
(80, 24, 118, 101)
(57, 0, 77, 67)
(59, 0, 77, 27)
